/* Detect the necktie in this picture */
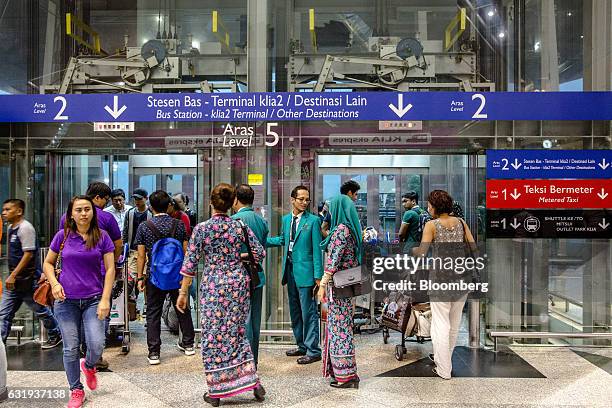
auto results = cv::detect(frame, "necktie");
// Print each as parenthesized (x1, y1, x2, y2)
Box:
(290, 216, 298, 242)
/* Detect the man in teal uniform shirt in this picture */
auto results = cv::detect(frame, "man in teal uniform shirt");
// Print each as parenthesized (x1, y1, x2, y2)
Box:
(398, 191, 428, 249)
(267, 185, 323, 364)
(231, 184, 269, 366)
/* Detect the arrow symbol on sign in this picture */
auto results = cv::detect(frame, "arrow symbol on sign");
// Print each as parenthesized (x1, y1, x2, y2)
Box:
(599, 158, 610, 170)
(388, 94, 413, 118)
(597, 188, 608, 200)
(104, 95, 127, 119)
(510, 218, 521, 229)
(511, 159, 522, 170)
(510, 189, 521, 200)
(599, 218, 609, 230)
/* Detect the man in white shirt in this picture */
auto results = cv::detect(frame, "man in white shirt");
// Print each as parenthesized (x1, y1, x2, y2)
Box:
(104, 189, 132, 233)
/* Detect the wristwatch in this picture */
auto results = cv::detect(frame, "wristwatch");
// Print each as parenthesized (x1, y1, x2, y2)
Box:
(137, 276, 145, 282)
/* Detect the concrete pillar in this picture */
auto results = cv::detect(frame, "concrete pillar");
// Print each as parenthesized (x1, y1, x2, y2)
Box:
(583, 0, 612, 90)
(540, 0, 559, 91)
(247, 0, 269, 92)
(417, 11, 428, 41)
(42, 0, 59, 86)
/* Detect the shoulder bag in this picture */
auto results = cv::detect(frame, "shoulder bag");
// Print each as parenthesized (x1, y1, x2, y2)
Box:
(33, 232, 68, 307)
(332, 264, 371, 299)
(236, 219, 262, 291)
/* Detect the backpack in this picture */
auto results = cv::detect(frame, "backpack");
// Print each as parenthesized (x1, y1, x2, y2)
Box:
(147, 219, 184, 290)
(411, 206, 432, 242)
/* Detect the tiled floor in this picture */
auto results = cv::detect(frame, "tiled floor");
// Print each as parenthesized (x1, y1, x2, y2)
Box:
(377, 346, 545, 378)
(4, 325, 612, 407)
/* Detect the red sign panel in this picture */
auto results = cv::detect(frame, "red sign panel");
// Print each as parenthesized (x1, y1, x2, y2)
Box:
(487, 179, 612, 209)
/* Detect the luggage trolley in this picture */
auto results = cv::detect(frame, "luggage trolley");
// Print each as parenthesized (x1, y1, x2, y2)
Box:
(109, 244, 131, 354)
(380, 292, 432, 361)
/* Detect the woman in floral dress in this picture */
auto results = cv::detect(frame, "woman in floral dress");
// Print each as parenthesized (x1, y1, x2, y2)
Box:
(180, 183, 266, 406)
(318, 194, 363, 389)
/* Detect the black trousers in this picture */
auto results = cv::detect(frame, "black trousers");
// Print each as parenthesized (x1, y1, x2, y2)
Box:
(145, 280, 195, 354)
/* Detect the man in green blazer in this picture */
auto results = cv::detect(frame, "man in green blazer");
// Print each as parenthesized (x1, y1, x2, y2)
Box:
(267, 185, 323, 364)
(231, 184, 269, 366)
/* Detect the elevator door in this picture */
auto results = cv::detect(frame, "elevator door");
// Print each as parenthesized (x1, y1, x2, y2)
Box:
(132, 167, 197, 197)
(317, 168, 428, 239)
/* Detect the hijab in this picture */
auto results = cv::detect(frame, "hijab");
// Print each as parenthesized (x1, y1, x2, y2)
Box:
(320, 194, 363, 263)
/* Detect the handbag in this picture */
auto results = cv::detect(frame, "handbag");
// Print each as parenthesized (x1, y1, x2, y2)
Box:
(33, 232, 67, 307)
(237, 220, 262, 291)
(331, 264, 371, 299)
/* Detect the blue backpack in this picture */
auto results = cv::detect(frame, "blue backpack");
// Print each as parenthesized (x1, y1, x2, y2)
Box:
(146, 219, 184, 290)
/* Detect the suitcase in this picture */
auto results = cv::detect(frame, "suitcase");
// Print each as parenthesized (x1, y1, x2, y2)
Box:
(380, 291, 431, 361)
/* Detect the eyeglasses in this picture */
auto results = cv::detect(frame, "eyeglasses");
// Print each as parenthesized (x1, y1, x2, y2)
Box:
(295, 198, 311, 203)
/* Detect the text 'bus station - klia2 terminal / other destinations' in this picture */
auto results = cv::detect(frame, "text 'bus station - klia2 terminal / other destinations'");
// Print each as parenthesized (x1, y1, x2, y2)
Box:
(0, 1, 610, 407)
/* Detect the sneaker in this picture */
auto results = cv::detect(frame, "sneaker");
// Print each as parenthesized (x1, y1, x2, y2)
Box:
(80, 358, 98, 390)
(41, 336, 63, 350)
(67, 389, 85, 408)
(177, 342, 196, 356)
(95, 356, 109, 370)
(148, 353, 160, 365)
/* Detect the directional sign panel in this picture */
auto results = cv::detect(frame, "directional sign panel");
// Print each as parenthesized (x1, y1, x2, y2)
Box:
(486, 179, 612, 209)
(487, 210, 612, 239)
(487, 150, 612, 179)
(2, 92, 612, 122)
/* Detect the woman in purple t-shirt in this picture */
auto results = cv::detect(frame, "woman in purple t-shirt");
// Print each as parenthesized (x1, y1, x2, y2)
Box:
(42, 196, 116, 408)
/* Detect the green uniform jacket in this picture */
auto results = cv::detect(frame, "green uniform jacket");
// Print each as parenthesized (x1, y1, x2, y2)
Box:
(267, 211, 323, 288)
(232, 207, 269, 288)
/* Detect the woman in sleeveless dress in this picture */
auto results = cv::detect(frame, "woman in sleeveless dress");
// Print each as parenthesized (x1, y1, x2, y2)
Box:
(413, 190, 477, 379)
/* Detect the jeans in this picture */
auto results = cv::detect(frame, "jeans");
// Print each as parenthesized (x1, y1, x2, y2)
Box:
(54, 296, 106, 391)
(145, 280, 195, 354)
(0, 288, 61, 343)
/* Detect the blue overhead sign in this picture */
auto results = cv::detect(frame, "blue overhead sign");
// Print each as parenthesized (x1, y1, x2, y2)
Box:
(1, 92, 612, 123)
(487, 149, 612, 179)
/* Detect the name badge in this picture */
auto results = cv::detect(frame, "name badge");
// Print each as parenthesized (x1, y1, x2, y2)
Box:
(288, 242, 294, 252)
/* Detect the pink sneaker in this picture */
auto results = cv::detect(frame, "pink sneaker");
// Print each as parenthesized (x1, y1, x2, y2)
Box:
(67, 389, 85, 408)
(80, 358, 98, 390)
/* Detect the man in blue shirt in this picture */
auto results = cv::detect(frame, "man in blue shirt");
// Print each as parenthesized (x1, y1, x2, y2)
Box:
(0, 199, 61, 348)
(231, 184, 268, 365)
